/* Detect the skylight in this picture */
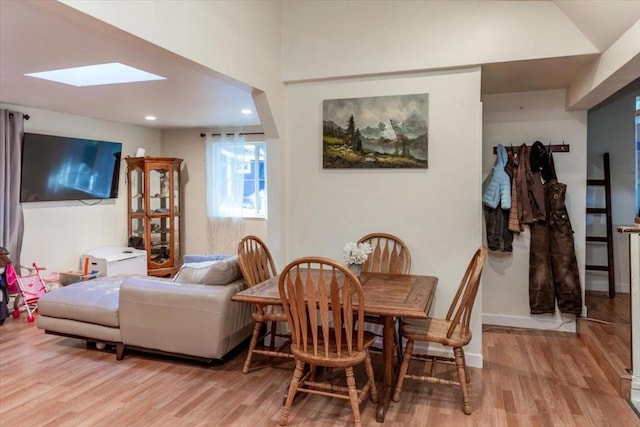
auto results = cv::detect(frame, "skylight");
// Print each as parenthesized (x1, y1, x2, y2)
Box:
(24, 62, 166, 87)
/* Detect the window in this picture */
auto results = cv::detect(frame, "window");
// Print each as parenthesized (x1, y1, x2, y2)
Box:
(206, 134, 267, 218)
(241, 143, 267, 217)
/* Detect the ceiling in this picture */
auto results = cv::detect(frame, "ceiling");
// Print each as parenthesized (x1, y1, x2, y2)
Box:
(0, 0, 260, 130)
(1, 1, 640, 131)
(482, 1, 640, 96)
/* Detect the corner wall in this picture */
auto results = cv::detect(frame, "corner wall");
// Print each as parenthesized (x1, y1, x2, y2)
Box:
(285, 68, 484, 366)
(586, 82, 639, 294)
(481, 90, 587, 331)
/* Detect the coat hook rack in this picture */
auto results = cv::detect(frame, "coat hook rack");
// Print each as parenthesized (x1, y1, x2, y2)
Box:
(493, 142, 570, 154)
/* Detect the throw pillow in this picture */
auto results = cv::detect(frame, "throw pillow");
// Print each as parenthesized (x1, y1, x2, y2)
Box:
(173, 261, 217, 284)
(201, 256, 242, 285)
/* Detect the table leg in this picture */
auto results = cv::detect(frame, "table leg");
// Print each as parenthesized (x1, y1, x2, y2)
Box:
(376, 315, 395, 422)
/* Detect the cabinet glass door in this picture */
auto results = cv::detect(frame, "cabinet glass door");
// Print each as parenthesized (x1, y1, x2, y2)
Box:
(149, 167, 169, 214)
(149, 217, 170, 266)
(149, 166, 171, 269)
(130, 166, 144, 214)
(131, 217, 145, 237)
(173, 167, 180, 213)
(173, 218, 180, 264)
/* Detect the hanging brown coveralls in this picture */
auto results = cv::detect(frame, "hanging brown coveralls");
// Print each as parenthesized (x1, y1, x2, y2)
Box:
(528, 142, 582, 315)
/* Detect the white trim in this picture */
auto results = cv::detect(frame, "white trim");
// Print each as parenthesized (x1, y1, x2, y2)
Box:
(585, 276, 630, 294)
(627, 231, 640, 412)
(375, 339, 483, 369)
(482, 313, 577, 333)
(631, 389, 640, 413)
(412, 341, 483, 369)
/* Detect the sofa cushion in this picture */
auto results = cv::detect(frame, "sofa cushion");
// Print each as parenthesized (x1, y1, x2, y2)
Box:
(173, 256, 241, 286)
(183, 254, 230, 264)
(37, 276, 124, 327)
(172, 261, 216, 284)
(202, 256, 241, 285)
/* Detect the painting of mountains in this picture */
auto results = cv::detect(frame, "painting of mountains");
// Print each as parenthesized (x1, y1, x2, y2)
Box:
(322, 93, 428, 169)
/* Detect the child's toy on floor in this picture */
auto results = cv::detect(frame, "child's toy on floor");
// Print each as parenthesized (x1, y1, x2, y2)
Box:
(0, 247, 12, 324)
(12, 263, 49, 323)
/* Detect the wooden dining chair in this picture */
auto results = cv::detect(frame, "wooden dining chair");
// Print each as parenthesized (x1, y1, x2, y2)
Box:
(237, 235, 292, 374)
(357, 232, 411, 360)
(277, 257, 378, 426)
(392, 246, 487, 415)
(358, 232, 411, 274)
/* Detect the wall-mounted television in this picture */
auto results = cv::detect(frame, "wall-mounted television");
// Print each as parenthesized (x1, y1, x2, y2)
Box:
(20, 133, 122, 203)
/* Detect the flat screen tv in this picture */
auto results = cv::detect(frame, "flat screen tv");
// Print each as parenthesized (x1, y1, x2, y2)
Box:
(20, 133, 122, 202)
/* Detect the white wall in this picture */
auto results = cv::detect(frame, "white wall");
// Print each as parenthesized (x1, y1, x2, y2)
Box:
(1, 103, 161, 272)
(161, 128, 267, 256)
(62, 0, 286, 264)
(160, 129, 207, 255)
(481, 90, 587, 331)
(285, 68, 484, 365)
(282, 1, 596, 82)
(586, 82, 639, 293)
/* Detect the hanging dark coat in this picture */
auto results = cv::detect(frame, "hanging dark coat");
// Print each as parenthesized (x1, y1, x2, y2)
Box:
(516, 143, 546, 224)
(507, 149, 523, 234)
(528, 143, 582, 315)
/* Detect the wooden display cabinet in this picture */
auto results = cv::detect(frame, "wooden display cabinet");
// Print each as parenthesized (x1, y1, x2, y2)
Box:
(126, 157, 183, 276)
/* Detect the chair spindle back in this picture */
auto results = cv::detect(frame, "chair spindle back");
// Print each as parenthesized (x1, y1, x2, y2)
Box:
(445, 247, 487, 338)
(358, 233, 411, 274)
(279, 257, 366, 359)
(237, 235, 277, 287)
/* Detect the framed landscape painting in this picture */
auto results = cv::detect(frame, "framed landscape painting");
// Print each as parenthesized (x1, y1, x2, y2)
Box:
(322, 93, 428, 169)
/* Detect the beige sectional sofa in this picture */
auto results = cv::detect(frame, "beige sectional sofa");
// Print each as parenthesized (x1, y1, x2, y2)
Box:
(36, 257, 254, 362)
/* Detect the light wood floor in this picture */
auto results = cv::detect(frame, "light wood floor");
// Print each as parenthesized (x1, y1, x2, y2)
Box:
(585, 291, 630, 324)
(1, 318, 638, 426)
(581, 291, 632, 398)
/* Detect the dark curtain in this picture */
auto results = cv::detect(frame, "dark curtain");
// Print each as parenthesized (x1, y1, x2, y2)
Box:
(0, 109, 24, 269)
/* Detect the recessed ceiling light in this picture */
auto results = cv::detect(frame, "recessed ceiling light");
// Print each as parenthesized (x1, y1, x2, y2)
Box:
(241, 109, 252, 115)
(145, 116, 157, 121)
(25, 62, 166, 87)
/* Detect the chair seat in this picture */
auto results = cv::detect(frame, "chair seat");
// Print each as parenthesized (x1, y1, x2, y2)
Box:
(291, 329, 377, 367)
(253, 304, 287, 322)
(393, 247, 487, 416)
(401, 317, 471, 347)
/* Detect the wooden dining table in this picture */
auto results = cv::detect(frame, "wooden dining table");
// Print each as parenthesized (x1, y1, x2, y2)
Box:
(231, 270, 438, 423)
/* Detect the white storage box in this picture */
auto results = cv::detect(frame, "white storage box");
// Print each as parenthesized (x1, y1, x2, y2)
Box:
(80, 246, 147, 277)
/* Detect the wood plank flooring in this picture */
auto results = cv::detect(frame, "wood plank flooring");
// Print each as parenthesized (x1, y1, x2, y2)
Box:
(1, 317, 638, 426)
(579, 291, 632, 399)
(585, 291, 630, 324)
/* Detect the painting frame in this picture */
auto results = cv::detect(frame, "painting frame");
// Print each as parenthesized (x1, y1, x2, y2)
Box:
(322, 93, 428, 169)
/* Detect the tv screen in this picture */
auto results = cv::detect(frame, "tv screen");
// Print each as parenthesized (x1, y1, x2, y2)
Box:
(20, 133, 122, 202)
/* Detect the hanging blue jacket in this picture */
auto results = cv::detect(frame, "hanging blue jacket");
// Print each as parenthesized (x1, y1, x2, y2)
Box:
(483, 144, 511, 209)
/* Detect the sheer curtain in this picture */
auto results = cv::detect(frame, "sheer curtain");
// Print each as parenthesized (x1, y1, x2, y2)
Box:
(205, 132, 246, 255)
(0, 110, 25, 269)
